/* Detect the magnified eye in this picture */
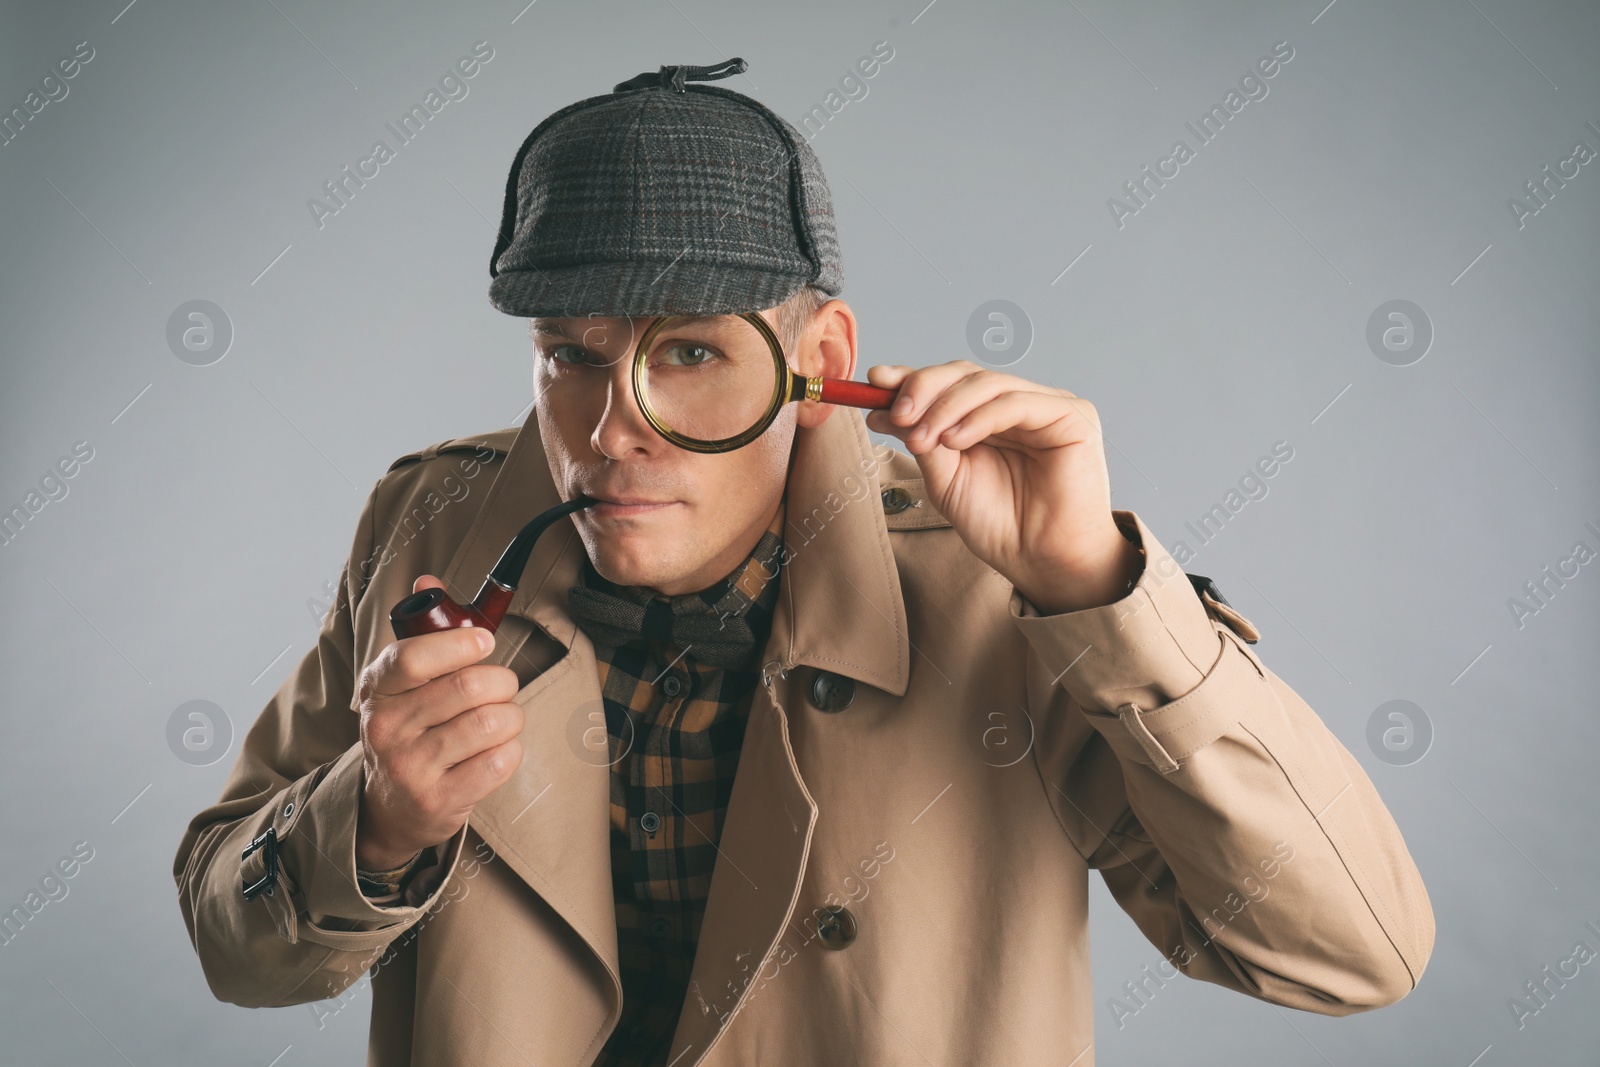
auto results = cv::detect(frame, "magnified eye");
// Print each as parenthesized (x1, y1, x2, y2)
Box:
(661, 343, 721, 367)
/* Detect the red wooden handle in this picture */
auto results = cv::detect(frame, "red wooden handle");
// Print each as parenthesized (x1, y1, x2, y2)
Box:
(816, 377, 898, 409)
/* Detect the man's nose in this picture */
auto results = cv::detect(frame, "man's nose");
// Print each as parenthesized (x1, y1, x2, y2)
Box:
(590, 355, 663, 459)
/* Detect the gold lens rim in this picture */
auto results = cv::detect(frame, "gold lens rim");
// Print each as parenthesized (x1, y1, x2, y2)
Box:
(631, 311, 791, 454)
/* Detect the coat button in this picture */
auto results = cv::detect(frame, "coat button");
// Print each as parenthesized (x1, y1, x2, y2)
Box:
(815, 905, 857, 949)
(808, 670, 855, 713)
(648, 916, 673, 938)
(661, 674, 683, 698)
(639, 810, 661, 834)
(880, 486, 916, 514)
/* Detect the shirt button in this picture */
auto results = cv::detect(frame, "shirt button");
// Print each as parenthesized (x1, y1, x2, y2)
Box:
(639, 810, 661, 834)
(648, 916, 673, 938)
(815, 905, 858, 949)
(809, 670, 855, 713)
(661, 674, 684, 698)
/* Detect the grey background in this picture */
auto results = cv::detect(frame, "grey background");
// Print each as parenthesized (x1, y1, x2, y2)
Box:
(2, 0, 1596, 1063)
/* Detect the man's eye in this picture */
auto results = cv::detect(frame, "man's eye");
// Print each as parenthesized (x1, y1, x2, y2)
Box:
(549, 344, 594, 365)
(663, 343, 718, 367)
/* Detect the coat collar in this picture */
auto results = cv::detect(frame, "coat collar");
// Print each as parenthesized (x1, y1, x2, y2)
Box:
(440, 403, 912, 698)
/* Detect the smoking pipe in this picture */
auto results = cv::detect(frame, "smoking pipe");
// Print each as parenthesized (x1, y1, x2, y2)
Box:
(388, 495, 599, 639)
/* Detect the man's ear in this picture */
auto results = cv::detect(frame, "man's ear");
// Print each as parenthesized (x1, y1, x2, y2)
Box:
(794, 299, 857, 430)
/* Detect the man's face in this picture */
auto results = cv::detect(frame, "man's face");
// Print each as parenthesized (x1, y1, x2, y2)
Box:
(531, 307, 809, 597)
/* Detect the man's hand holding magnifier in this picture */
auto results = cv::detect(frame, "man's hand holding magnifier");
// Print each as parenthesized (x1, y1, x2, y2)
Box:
(862, 361, 1145, 616)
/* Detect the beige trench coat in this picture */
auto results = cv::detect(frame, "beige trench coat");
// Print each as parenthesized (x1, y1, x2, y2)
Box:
(174, 404, 1434, 1066)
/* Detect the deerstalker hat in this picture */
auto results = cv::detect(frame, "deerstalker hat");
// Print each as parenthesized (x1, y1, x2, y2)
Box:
(488, 57, 844, 318)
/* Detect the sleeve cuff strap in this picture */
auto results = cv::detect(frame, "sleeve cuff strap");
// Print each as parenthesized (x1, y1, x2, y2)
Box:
(1082, 625, 1265, 772)
(243, 743, 468, 946)
(1010, 509, 1248, 716)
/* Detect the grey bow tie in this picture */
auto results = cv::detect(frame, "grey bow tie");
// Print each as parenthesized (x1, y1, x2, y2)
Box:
(565, 581, 764, 669)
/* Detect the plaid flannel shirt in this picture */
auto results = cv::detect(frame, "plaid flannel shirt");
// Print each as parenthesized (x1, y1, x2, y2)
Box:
(358, 500, 786, 1067)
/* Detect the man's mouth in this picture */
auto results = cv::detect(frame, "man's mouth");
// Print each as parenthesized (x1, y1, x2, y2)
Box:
(584, 492, 680, 517)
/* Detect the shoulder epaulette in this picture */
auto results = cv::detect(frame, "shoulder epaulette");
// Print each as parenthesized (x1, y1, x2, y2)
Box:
(385, 427, 518, 473)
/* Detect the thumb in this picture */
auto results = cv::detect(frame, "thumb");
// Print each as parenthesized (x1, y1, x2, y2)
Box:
(412, 573, 447, 595)
(866, 364, 912, 389)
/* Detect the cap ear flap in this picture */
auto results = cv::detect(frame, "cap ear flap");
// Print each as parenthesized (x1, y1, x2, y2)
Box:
(490, 124, 545, 279)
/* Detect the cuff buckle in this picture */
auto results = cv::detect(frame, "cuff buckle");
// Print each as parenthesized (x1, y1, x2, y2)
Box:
(240, 825, 279, 901)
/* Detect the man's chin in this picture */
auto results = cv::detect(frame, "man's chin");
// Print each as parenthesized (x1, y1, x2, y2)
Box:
(583, 536, 676, 590)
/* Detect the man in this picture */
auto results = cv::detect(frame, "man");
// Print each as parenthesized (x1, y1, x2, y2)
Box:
(173, 58, 1433, 1066)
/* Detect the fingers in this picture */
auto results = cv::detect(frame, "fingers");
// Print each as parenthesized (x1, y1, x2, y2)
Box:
(898, 370, 1012, 451)
(364, 653, 519, 767)
(424, 696, 526, 768)
(362, 627, 496, 704)
(865, 364, 913, 389)
(865, 361, 1084, 454)
(441, 736, 524, 799)
(864, 362, 978, 454)
(404, 663, 522, 732)
(873, 361, 983, 427)
(937, 391, 1101, 453)
(355, 573, 525, 856)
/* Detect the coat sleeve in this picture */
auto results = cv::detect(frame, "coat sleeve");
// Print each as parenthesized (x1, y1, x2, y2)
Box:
(171, 476, 469, 1009)
(1012, 509, 1434, 1015)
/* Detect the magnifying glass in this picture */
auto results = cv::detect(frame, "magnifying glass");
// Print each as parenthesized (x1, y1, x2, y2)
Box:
(630, 312, 899, 453)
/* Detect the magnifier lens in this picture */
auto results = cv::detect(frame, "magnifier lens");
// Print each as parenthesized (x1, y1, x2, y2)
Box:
(636, 315, 783, 450)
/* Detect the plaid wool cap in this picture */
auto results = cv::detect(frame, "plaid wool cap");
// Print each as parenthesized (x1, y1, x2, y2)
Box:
(487, 57, 844, 318)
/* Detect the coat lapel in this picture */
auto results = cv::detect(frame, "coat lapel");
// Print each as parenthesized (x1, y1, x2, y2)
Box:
(436, 402, 916, 1056)
(436, 409, 621, 998)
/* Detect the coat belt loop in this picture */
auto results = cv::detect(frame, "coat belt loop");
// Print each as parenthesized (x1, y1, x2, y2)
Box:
(1115, 703, 1181, 774)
